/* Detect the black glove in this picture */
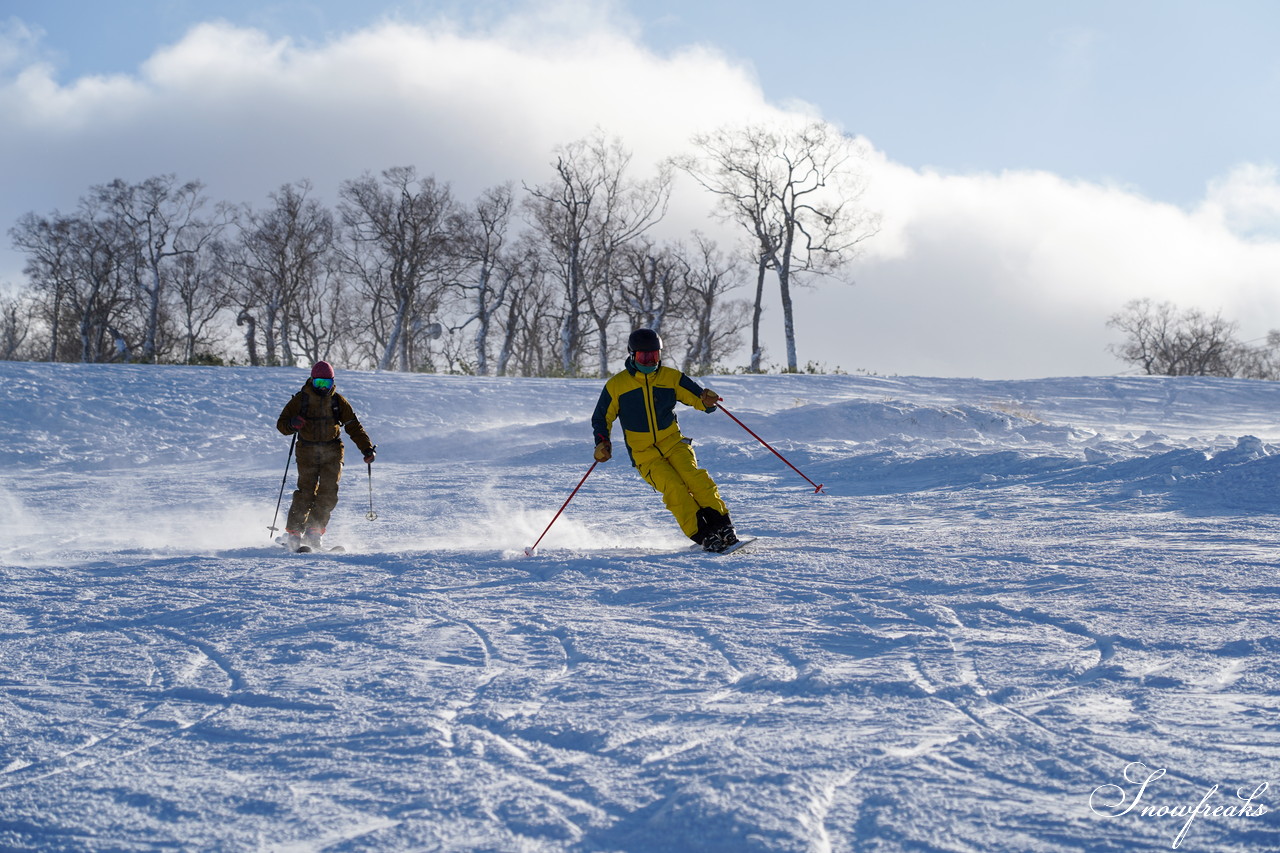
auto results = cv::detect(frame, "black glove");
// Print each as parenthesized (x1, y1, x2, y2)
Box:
(289, 415, 306, 431)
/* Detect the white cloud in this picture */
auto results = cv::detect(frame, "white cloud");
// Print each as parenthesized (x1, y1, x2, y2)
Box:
(1199, 163, 1280, 240)
(2, 9, 1279, 378)
(0, 16, 42, 72)
(0, 14, 785, 201)
(817, 157, 1280, 376)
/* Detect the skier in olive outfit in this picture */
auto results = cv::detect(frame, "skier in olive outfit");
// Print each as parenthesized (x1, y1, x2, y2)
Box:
(591, 329, 739, 552)
(276, 361, 376, 551)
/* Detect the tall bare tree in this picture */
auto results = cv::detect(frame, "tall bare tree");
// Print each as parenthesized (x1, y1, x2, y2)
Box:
(492, 237, 557, 376)
(524, 132, 671, 375)
(93, 175, 223, 363)
(678, 234, 750, 376)
(0, 288, 34, 360)
(678, 121, 877, 372)
(617, 238, 687, 340)
(67, 208, 135, 363)
(451, 183, 519, 376)
(10, 211, 76, 361)
(170, 249, 232, 364)
(12, 196, 139, 363)
(339, 167, 456, 372)
(225, 181, 334, 367)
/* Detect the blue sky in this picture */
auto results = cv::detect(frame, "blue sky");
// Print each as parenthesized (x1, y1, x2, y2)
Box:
(3, 0, 1280, 376)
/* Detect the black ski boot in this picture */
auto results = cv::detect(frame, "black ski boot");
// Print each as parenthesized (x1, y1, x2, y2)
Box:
(695, 508, 738, 553)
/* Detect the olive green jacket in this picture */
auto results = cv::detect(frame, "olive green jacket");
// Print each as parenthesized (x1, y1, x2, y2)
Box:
(276, 384, 374, 455)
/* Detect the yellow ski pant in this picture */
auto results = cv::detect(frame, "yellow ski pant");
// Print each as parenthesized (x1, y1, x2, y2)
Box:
(635, 439, 728, 539)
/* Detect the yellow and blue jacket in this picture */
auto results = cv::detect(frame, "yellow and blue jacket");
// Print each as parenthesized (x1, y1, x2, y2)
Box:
(592, 359, 715, 466)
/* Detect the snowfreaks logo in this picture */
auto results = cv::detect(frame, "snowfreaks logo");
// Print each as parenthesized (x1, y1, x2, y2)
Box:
(1089, 762, 1270, 849)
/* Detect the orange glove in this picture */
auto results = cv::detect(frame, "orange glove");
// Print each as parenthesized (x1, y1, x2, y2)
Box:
(594, 441, 612, 462)
(701, 389, 721, 410)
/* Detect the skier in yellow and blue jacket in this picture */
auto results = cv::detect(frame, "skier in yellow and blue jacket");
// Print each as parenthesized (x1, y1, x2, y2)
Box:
(591, 328, 739, 552)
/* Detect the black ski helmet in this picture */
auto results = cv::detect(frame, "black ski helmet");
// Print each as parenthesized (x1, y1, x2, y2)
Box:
(627, 328, 663, 353)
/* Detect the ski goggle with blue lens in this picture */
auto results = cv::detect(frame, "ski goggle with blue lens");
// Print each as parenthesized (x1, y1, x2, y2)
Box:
(311, 377, 334, 391)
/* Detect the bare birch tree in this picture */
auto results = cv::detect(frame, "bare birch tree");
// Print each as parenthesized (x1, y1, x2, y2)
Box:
(170, 249, 232, 364)
(678, 234, 750, 376)
(93, 175, 224, 363)
(339, 167, 456, 372)
(617, 238, 687, 338)
(225, 181, 334, 367)
(492, 237, 557, 376)
(67, 208, 134, 363)
(10, 212, 77, 361)
(678, 121, 877, 372)
(451, 183, 519, 375)
(0, 288, 34, 360)
(12, 197, 140, 363)
(524, 132, 670, 375)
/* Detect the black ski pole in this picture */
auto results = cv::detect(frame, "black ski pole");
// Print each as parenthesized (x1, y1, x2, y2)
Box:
(269, 433, 298, 537)
(366, 461, 378, 521)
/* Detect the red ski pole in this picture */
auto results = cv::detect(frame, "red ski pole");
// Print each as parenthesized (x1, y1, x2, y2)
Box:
(524, 460, 599, 555)
(717, 402, 825, 493)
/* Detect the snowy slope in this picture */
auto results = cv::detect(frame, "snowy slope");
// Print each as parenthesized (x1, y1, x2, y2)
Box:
(1, 363, 1278, 852)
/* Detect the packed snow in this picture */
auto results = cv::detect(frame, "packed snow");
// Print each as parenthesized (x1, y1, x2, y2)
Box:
(1, 362, 1278, 852)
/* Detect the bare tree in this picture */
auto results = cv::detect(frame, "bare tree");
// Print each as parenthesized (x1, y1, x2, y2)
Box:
(1107, 298, 1279, 378)
(451, 183, 519, 375)
(290, 257, 357, 367)
(489, 237, 557, 376)
(678, 234, 750, 376)
(93, 175, 223, 363)
(12, 198, 138, 363)
(339, 167, 456, 372)
(170, 249, 232, 364)
(67, 210, 135, 364)
(0, 288, 34, 360)
(10, 212, 76, 361)
(678, 121, 878, 372)
(617, 238, 687, 339)
(524, 132, 671, 376)
(225, 181, 334, 367)
(1235, 330, 1280, 380)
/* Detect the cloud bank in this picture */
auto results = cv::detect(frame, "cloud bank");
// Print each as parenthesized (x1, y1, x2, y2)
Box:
(2, 8, 1278, 378)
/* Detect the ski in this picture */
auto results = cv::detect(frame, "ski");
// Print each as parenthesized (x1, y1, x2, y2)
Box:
(275, 537, 346, 554)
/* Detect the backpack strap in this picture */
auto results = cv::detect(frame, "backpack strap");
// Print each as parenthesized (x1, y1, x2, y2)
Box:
(298, 389, 343, 424)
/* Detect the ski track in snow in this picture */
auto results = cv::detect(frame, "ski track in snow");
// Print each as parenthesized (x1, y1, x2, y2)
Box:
(1, 364, 1278, 851)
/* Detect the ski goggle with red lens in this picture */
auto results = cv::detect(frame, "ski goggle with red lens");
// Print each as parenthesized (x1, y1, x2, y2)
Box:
(633, 350, 660, 367)
(311, 377, 334, 391)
